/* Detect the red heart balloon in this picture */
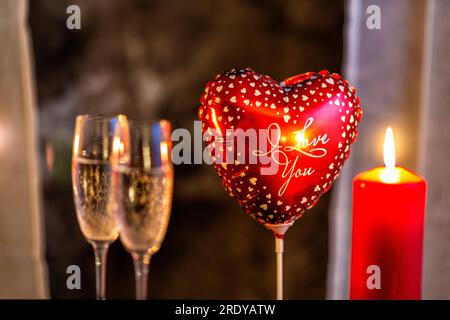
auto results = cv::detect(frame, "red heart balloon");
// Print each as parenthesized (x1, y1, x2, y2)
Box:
(199, 68, 362, 236)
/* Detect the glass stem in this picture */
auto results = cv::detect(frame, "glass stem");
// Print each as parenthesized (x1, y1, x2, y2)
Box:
(132, 251, 151, 300)
(275, 236, 284, 300)
(91, 241, 110, 300)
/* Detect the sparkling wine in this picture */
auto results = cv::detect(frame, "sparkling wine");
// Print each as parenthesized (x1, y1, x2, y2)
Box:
(72, 158, 119, 242)
(113, 166, 173, 253)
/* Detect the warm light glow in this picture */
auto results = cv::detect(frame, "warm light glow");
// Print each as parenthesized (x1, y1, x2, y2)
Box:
(112, 136, 122, 156)
(73, 133, 80, 155)
(210, 108, 222, 135)
(119, 141, 124, 156)
(381, 127, 399, 183)
(160, 141, 169, 164)
(45, 142, 55, 173)
(115, 115, 129, 164)
(294, 130, 306, 149)
(112, 135, 127, 165)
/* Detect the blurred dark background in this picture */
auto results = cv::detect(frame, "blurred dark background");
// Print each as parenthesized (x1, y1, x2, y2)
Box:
(29, 0, 344, 299)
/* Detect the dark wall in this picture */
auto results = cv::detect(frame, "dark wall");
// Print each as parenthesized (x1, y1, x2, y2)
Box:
(29, 0, 344, 299)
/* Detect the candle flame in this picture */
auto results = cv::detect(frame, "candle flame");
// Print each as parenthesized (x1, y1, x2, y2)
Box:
(381, 127, 399, 183)
(384, 127, 395, 170)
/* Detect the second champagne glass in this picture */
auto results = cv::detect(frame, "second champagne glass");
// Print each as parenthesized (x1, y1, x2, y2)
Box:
(112, 120, 173, 300)
(71, 114, 128, 300)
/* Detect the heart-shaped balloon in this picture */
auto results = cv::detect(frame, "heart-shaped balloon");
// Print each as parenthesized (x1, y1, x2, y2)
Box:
(199, 68, 362, 236)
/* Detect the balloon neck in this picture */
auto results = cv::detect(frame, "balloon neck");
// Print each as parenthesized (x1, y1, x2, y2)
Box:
(264, 222, 294, 239)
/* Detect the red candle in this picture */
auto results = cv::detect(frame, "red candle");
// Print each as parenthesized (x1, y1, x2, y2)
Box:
(350, 127, 426, 299)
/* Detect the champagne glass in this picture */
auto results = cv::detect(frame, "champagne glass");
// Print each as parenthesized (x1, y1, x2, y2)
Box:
(111, 119, 173, 300)
(71, 114, 128, 300)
